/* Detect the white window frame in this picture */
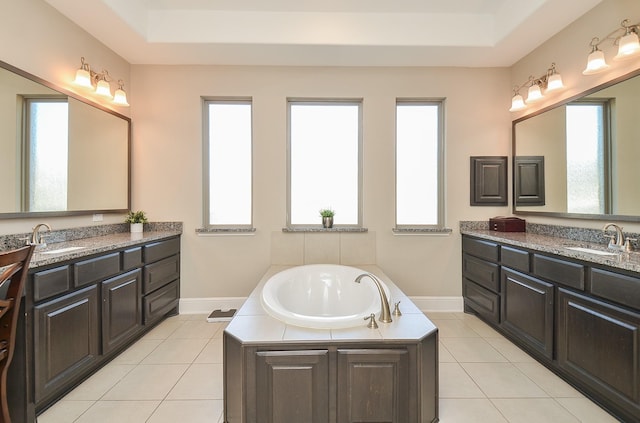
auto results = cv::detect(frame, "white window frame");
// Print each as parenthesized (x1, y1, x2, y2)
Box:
(286, 98, 363, 228)
(202, 97, 253, 230)
(394, 98, 446, 230)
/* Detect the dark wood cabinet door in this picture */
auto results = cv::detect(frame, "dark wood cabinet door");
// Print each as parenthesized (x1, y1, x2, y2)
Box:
(34, 285, 99, 403)
(337, 349, 409, 423)
(255, 350, 329, 423)
(557, 288, 640, 421)
(501, 269, 554, 359)
(102, 269, 142, 354)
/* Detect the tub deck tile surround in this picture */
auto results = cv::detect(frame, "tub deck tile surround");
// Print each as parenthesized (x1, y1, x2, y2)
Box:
(460, 221, 640, 273)
(226, 265, 437, 343)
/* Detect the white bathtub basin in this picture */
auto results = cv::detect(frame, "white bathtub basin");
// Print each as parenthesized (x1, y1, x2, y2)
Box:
(260, 264, 390, 329)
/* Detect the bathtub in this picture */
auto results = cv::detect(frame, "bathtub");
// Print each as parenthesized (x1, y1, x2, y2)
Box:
(260, 264, 390, 329)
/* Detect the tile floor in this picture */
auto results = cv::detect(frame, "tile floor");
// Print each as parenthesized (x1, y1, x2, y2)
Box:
(37, 312, 620, 423)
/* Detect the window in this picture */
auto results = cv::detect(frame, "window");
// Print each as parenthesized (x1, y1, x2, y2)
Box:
(566, 100, 610, 214)
(25, 98, 69, 212)
(203, 98, 253, 228)
(287, 100, 362, 227)
(395, 99, 445, 229)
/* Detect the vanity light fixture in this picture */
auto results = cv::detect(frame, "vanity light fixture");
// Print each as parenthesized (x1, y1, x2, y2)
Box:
(509, 63, 564, 112)
(73, 57, 129, 106)
(583, 19, 640, 75)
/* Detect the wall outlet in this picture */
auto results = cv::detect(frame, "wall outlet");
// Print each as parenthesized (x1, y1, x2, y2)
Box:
(92, 213, 103, 222)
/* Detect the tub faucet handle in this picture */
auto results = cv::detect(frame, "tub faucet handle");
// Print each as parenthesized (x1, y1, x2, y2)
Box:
(364, 313, 378, 329)
(393, 301, 402, 317)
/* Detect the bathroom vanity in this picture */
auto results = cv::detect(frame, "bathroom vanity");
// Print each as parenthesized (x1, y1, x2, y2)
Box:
(461, 228, 640, 422)
(6, 226, 181, 422)
(223, 265, 439, 423)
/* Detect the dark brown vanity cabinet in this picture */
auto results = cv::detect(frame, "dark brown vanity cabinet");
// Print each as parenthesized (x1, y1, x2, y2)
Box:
(462, 234, 640, 422)
(25, 235, 180, 418)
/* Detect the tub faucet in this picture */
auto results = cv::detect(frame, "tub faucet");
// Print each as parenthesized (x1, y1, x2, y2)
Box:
(355, 273, 392, 323)
(603, 223, 634, 252)
(29, 223, 51, 247)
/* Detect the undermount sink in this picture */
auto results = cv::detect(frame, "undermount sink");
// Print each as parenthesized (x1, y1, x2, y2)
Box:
(565, 246, 617, 256)
(41, 246, 86, 255)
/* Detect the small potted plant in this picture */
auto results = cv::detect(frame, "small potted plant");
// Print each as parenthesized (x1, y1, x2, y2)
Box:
(319, 208, 335, 228)
(125, 210, 148, 233)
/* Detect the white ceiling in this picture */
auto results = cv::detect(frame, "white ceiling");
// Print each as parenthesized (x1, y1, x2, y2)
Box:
(44, 0, 602, 67)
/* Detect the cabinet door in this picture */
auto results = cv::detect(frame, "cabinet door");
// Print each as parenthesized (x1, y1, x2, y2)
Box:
(255, 350, 329, 423)
(557, 288, 640, 420)
(102, 269, 142, 354)
(337, 349, 409, 423)
(501, 269, 554, 359)
(34, 285, 99, 403)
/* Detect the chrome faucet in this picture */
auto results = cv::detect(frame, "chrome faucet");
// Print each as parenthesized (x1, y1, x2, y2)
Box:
(602, 223, 634, 252)
(29, 223, 51, 247)
(355, 273, 392, 323)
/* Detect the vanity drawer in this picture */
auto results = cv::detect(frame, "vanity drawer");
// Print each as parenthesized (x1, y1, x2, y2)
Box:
(143, 254, 180, 294)
(501, 246, 530, 273)
(144, 237, 180, 264)
(74, 253, 120, 287)
(143, 279, 179, 324)
(533, 254, 585, 290)
(463, 253, 500, 293)
(590, 268, 640, 310)
(462, 237, 499, 262)
(122, 247, 142, 271)
(463, 278, 500, 324)
(32, 266, 71, 302)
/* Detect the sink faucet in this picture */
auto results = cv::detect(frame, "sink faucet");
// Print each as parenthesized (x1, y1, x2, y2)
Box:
(29, 223, 52, 247)
(602, 223, 634, 252)
(355, 273, 392, 323)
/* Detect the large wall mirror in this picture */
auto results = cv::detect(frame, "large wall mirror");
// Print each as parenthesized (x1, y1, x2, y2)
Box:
(0, 61, 130, 218)
(513, 68, 640, 222)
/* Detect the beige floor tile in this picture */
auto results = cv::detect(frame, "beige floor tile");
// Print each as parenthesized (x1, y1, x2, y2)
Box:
(74, 400, 160, 423)
(439, 398, 508, 423)
(102, 364, 188, 400)
(438, 341, 456, 362)
(491, 398, 580, 423)
(441, 338, 508, 363)
(194, 338, 224, 363)
(147, 399, 224, 423)
(461, 363, 548, 398)
(484, 337, 537, 363)
(166, 363, 224, 400)
(110, 339, 163, 364)
(439, 363, 485, 398)
(514, 362, 584, 398)
(555, 397, 620, 423)
(64, 364, 136, 400)
(141, 338, 209, 364)
(430, 319, 482, 338)
(168, 320, 224, 339)
(463, 318, 503, 338)
(142, 318, 184, 340)
(37, 400, 95, 423)
(177, 313, 209, 321)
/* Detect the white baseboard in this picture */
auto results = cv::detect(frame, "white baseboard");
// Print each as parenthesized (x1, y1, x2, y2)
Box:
(408, 296, 464, 312)
(179, 297, 247, 314)
(179, 296, 464, 314)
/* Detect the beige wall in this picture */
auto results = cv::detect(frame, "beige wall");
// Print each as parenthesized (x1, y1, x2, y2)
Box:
(130, 65, 512, 298)
(510, 0, 640, 232)
(0, 0, 130, 233)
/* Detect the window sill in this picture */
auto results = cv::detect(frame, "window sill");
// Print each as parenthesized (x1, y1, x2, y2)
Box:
(196, 227, 256, 236)
(392, 227, 452, 235)
(282, 227, 368, 233)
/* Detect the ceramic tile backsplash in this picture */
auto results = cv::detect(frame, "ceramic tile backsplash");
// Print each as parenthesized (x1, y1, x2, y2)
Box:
(340, 231, 376, 265)
(270, 231, 304, 265)
(304, 233, 340, 264)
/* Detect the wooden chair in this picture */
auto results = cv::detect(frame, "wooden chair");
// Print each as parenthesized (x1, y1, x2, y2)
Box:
(0, 245, 34, 423)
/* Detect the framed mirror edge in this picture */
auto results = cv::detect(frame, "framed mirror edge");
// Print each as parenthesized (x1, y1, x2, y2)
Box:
(512, 67, 640, 222)
(0, 59, 131, 219)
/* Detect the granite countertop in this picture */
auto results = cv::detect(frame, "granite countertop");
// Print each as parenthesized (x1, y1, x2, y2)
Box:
(225, 265, 438, 344)
(29, 230, 181, 269)
(461, 228, 640, 274)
